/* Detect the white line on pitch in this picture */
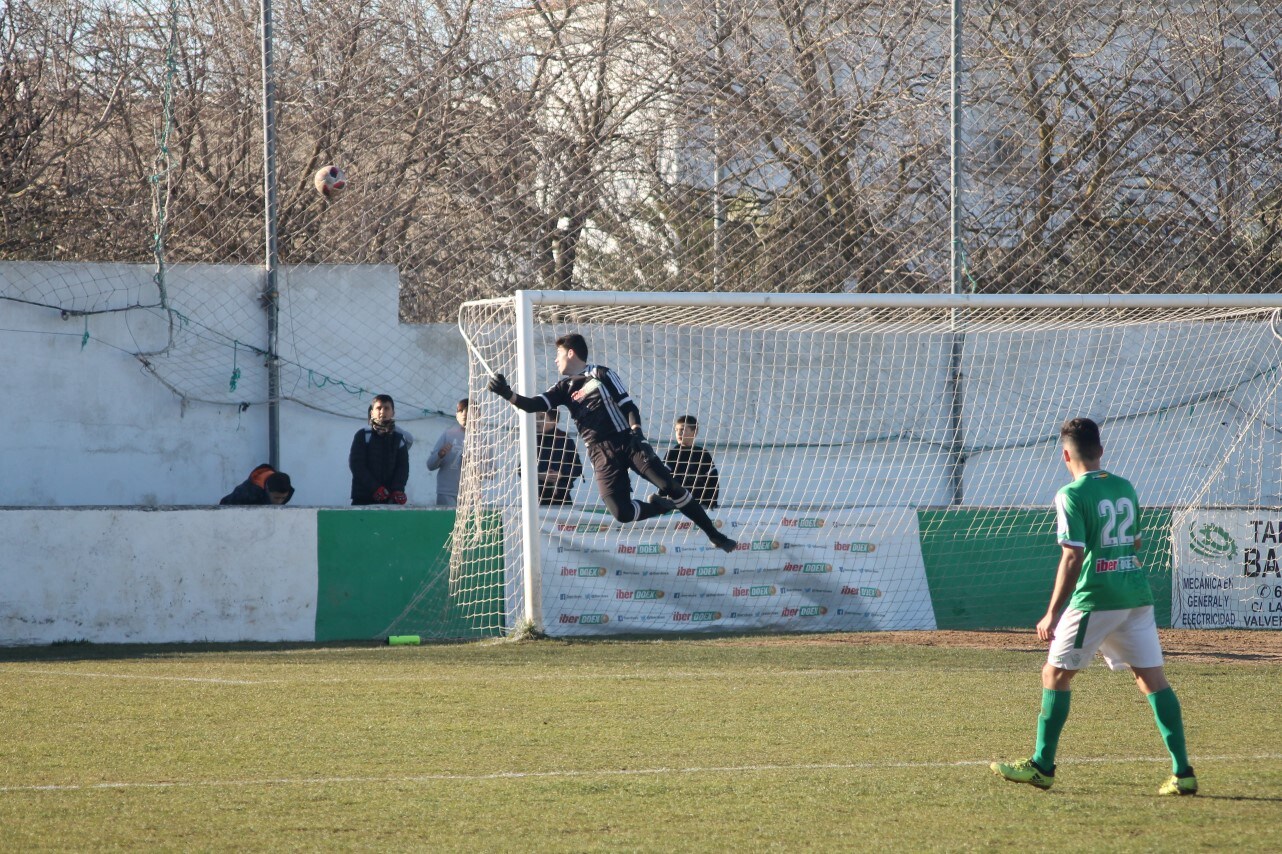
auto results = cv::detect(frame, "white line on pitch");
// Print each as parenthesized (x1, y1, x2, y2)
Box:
(301, 667, 1007, 683)
(0, 666, 988, 686)
(3, 753, 1279, 794)
(0, 668, 267, 685)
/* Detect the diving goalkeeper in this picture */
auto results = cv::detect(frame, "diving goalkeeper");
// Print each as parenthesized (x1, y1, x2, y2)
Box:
(486, 332, 738, 554)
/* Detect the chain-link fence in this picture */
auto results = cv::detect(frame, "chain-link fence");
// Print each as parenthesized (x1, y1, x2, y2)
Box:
(5, 0, 1282, 408)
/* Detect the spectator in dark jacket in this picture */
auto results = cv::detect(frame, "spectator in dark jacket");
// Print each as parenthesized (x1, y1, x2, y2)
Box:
(663, 414, 721, 509)
(220, 464, 294, 505)
(350, 394, 412, 505)
(537, 409, 582, 506)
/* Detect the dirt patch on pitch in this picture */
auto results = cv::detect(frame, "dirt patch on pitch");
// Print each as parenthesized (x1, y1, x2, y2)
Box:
(712, 629, 1282, 664)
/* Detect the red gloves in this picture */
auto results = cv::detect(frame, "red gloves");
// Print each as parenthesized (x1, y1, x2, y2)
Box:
(391, 490, 407, 505)
(372, 486, 390, 503)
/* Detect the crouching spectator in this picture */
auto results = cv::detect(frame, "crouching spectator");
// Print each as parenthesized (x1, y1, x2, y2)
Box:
(221, 464, 294, 505)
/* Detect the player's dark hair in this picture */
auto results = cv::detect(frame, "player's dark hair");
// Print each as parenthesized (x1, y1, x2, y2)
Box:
(1061, 417, 1103, 460)
(556, 333, 589, 360)
(457, 398, 469, 411)
(675, 414, 699, 428)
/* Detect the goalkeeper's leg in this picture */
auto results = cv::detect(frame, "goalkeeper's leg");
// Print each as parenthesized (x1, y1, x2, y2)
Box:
(594, 439, 669, 524)
(633, 448, 737, 554)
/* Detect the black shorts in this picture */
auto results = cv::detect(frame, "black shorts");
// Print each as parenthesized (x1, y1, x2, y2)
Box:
(589, 433, 680, 510)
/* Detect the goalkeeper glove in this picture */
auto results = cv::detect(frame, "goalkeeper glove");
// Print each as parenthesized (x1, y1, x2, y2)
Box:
(372, 485, 390, 502)
(630, 428, 655, 457)
(390, 490, 407, 505)
(487, 373, 512, 398)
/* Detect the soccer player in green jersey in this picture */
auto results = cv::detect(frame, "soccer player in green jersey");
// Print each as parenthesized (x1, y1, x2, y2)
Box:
(991, 417, 1197, 795)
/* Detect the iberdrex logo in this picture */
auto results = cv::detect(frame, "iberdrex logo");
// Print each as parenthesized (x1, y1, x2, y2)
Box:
(803, 562, 833, 573)
(782, 516, 826, 528)
(671, 610, 723, 622)
(558, 613, 610, 625)
(732, 585, 778, 597)
(618, 543, 667, 555)
(748, 539, 781, 551)
(1095, 556, 1138, 574)
(676, 565, 725, 577)
(674, 519, 723, 531)
(841, 585, 882, 597)
(561, 566, 607, 577)
(834, 541, 876, 553)
(782, 605, 828, 617)
(1188, 522, 1235, 559)
(556, 522, 612, 533)
(617, 588, 665, 600)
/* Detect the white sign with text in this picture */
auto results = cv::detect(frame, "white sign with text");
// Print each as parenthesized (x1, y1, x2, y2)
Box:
(539, 506, 937, 636)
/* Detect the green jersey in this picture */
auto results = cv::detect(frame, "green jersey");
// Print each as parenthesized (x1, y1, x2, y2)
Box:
(1054, 469, 1152, 612)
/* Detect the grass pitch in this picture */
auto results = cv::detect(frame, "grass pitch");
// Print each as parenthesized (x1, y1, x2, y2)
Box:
(1, 635, 1279, 851)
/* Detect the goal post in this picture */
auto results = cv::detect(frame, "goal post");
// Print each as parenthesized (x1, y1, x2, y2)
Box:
(451, 291, 1282, 637)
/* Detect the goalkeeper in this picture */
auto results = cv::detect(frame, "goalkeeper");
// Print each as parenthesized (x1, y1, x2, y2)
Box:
(487, 333, 737, 554)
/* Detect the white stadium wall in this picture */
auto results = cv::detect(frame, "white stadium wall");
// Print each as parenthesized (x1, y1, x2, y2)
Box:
(0, 508, 319, 645)
(0, 263, 468, 507)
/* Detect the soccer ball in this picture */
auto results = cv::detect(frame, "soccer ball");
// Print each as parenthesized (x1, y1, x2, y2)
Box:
(313, 165, 347, 198)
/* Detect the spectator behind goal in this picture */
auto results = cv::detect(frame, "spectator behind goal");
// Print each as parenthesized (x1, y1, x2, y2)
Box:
(662, 414, 721, 509)
(220, 464, 294, 505)
(426, 399, 468, 506)
(349, 394, 411, 505)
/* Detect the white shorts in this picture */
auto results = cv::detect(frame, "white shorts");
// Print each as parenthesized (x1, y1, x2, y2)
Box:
(1047, 605, 1164, 672)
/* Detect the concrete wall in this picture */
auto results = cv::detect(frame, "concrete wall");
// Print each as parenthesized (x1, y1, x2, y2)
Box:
(0, 507, 479, 646)
(0, 508, 319, 644)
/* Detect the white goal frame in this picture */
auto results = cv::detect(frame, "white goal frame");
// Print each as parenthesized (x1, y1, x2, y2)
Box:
(458, 290, 1282, 636)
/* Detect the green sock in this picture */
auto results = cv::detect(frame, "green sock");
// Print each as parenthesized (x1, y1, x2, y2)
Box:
(1147, 687, 1192, 776)
(1031, 688, 1071, 772)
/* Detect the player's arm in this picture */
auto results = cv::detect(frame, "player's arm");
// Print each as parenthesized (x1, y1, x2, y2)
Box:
(564, 436, 583, 481)
(486, 374, 552, 413)
(598, 367, 643, 433)
(426, 432, 448, 470)
(621, 399, 643, 433)
(1038, 545, 1084, 642)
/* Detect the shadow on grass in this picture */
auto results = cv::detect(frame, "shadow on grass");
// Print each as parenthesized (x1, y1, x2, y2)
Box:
(0, 638, 475, 663)
(1195, 794, 1282, 803)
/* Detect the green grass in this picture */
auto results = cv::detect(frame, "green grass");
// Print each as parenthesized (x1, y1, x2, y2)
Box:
(0, 638, 1279, 851)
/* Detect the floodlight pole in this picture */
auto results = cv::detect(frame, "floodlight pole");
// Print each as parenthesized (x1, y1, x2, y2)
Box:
(260, 0, 282, 470)
(711, 0, 728, 291)
(946, 0, 965, 506)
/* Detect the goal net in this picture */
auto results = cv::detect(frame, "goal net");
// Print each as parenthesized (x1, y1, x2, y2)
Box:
(448, 292, 1282, 637)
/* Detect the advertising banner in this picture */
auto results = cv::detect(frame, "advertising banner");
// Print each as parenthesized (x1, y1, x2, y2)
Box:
(540, 506, 937, 637)
(1173, 510, 1282, 629)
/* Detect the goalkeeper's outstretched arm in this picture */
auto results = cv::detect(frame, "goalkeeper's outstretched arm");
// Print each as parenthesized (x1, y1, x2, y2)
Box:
(486, 373, 550, 413)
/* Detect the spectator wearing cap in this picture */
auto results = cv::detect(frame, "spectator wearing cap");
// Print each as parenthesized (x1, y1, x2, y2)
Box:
(220, 464, 294, 505)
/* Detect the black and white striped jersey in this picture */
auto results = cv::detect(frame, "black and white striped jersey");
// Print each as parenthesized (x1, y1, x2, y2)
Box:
(538, 365, 639, 445)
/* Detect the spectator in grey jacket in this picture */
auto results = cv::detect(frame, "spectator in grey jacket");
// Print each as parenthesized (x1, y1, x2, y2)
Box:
(426, 399, 468, 506)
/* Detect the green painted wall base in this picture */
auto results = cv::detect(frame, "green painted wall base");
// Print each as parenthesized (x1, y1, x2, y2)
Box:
(919, 508, 1173, 630)
(315, 509, 490, 641)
